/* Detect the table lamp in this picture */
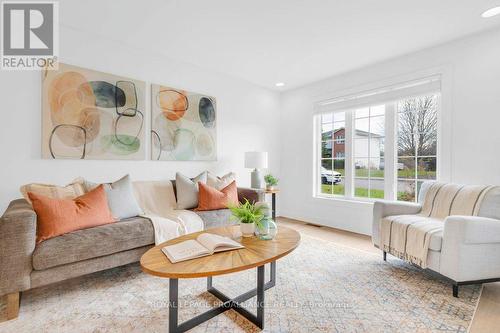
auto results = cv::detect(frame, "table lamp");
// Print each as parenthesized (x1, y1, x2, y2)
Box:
(245, 152, 268, 189)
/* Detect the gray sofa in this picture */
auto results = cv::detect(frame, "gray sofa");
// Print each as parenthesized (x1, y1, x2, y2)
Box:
(0, 185, 263, 320)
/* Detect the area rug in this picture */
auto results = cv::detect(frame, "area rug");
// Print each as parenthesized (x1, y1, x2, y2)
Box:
(0, 234, 479, 332)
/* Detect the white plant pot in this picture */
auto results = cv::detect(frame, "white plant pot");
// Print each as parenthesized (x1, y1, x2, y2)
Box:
(240, 222, 255, 237)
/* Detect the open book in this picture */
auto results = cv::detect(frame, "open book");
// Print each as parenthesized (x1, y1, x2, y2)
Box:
(162, 233, 244, 263)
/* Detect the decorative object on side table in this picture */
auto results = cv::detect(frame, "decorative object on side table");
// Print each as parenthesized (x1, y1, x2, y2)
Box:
(228, 199, 265, 237)
(264, 174, 278, 191)
(255, 202, 278, 240)
(244, 151, 268, 189)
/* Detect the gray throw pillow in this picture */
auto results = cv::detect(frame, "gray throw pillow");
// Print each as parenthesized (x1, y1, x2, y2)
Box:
(176, 171, 207, 209)
(82, 175, 143, 220)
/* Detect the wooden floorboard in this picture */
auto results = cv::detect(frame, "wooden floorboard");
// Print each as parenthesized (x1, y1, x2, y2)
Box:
(469, 282, 500, 333)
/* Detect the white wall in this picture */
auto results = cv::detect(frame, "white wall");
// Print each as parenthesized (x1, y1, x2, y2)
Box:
(280, 27, 500, 235)
(0, 26, 281, 212)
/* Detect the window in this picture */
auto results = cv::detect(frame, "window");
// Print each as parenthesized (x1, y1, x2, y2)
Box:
(320, 112, 345, 196)
(396, 95, 438, 201)
(354, 105, 385, 199)
(315, 76, 440, 201)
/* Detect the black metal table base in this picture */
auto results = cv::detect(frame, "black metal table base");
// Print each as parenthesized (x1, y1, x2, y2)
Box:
(168, 261, 276, 333)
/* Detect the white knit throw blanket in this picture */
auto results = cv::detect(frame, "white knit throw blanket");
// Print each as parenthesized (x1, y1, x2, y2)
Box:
(380, 183, 490, 268)
(133, 180, 204, 245)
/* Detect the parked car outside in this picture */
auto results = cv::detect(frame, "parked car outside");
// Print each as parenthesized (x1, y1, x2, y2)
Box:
(321, 167, 342, 184)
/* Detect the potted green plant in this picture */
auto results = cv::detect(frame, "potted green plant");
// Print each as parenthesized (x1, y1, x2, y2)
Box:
(228, 200, 265, 237)
(264, 174, 279, 191)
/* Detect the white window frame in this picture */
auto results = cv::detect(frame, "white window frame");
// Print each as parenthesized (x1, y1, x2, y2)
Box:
(313, 68, 450, 202)
(394, 95, 441, 202)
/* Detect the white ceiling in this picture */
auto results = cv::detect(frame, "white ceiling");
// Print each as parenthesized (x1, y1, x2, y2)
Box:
(60, 0, 500, 90)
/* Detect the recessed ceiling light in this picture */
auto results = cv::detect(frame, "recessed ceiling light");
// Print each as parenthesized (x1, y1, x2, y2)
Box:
(275, 82, 285, 87)
(482, 6, 500, 18)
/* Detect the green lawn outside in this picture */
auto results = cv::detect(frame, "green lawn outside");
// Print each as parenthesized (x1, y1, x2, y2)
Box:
(321, 184, 413, 200)
(321, 184, 384, 198)
(397, 169, 436, 179)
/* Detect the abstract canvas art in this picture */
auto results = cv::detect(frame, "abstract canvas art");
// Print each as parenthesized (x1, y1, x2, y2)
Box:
(151, 84, 217, 161)
(42, 63, 146, 160)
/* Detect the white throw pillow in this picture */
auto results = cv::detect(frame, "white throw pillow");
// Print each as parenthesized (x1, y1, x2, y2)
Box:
(79, 175, 143, 220)
(207, 172, 236, 190)
(176, 171, 208, 209)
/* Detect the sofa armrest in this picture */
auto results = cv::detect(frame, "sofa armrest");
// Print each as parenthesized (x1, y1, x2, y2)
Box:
(444, 215, 500, 245)
(0, 199, 37, 295)
(440, 215, 500, 282)
(372, 200, 422, 247)
(237, 187, 265, 204)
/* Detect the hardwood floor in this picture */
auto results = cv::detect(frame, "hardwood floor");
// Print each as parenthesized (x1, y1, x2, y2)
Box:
(277, 217, 378, 255)
(277, 216, 500, 333)
(469, 282, 500, 333)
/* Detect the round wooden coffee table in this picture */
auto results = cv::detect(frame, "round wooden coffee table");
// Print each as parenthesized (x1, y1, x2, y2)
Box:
(140, 225, 300, 333)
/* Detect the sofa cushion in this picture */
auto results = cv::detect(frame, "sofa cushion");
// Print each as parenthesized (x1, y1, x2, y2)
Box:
(175, 171, 207, 209)
(81, 175, 143, 220)
(29, 185, 116, 244)
(194, 209, 237, 230)
(478, 186, 500, 220)
(207, 172, 236, 190)
(428, 230, 443, 251)
(20, 179, 85, 204)
(196, 181, 238, 211)
(33, 217, 154, 270)
(383, 215, 443, 252)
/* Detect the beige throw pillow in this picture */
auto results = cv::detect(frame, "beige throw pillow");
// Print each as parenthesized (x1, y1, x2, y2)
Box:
(207, 172, 236, 190)
(20, 180, 86, 204)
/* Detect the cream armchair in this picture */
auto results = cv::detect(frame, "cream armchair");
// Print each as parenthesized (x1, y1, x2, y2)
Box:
(372, 182, 500, 297)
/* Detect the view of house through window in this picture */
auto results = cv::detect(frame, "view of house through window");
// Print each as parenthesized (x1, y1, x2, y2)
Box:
(317, 92, 439, 201)
(354, 106, 385, 199)
(321, 112, 346, 195)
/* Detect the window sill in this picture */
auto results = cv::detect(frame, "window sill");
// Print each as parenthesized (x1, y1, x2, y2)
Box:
(313, 194, 377, 205)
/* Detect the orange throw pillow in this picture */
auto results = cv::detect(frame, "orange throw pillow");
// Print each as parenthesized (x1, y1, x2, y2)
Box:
(28, 185, 116, 244)
(196, 181, 239, 211)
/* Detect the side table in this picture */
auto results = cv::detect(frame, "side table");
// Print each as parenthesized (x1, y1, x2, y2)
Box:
(265, 189, 279, 220)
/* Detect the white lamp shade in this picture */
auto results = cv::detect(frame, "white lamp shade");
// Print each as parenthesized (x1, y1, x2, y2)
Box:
(244, 151, 268, 169)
